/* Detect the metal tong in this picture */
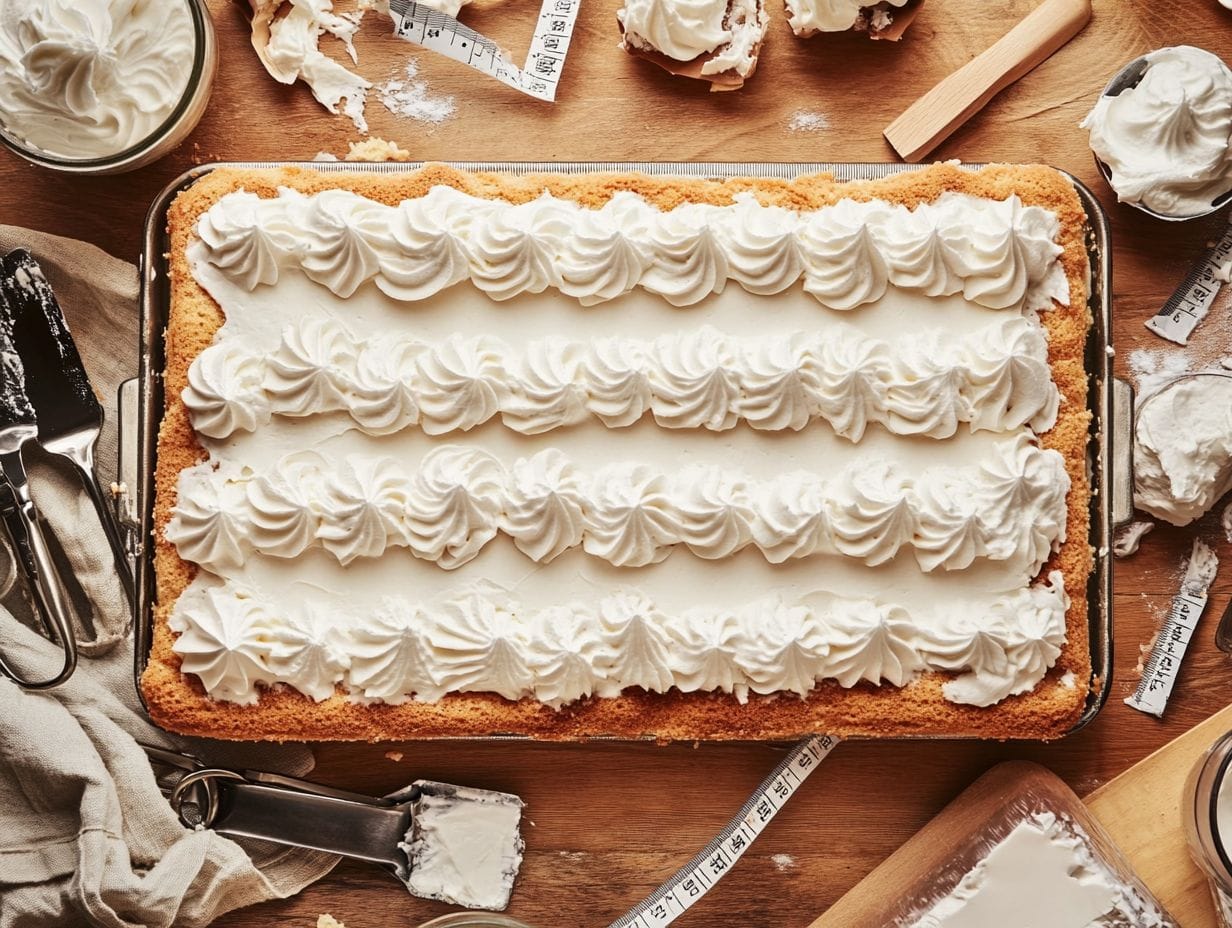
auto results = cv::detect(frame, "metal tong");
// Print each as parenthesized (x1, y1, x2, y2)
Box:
(143, 744, 525, 909)
(0, 250, 133, 688)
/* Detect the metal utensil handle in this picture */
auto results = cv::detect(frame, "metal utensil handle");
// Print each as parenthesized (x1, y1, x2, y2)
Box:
(169, 768, 411, 870)
(0, 451, 76, 688)
(1111, 378, 1135, 528)
(61, 440, 134, 599)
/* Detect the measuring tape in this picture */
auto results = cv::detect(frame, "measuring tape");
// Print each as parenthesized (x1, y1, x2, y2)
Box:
(1146, 222, 1232, 346)
(387, 0, 579, 102)
(1126, 587, 1210, 718)
(608, 735, 840, 928)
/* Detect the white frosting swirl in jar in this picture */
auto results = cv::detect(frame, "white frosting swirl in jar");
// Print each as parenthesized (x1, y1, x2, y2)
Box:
(0, 0, 197, 160)
(1083, 46, 1232, 217)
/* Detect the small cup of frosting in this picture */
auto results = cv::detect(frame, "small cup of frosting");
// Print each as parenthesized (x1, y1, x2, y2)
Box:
(0, 0, 217, 174)
(1082, 45, 1232, 220)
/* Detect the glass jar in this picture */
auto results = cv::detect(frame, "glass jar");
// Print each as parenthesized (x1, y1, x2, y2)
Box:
(0, 0, 217, 175)
(1183, 730, 1232, 926)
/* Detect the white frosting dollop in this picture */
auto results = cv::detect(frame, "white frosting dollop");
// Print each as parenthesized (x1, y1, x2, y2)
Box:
(1082, 46, 1232, 217)
(784, 0, 909, 36)
(170, 573, 1071, 708)
(168, 437, 1069, 575)
(0, 0, 196, 159)
(1135, 375, 1232, 526)
(617, 0, 768, 78)
(185, 317, 1059, 441)
(193, 186, 1069, 313)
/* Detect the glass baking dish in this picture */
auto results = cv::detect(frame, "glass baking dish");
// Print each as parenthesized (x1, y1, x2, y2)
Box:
(120, 161, 1129, 740)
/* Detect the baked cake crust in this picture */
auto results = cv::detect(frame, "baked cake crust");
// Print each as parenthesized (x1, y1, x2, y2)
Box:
(145, 162, 1093, 742)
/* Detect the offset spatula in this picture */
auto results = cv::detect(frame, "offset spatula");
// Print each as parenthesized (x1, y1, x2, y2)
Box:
(0, 287, 76, 688)
(1, 250, 133, 599)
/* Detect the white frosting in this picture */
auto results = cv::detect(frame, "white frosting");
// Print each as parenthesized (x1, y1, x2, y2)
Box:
(785, 0, 909, 36)
(172, 179, 1079, 712)
(1134, 375, 1232, 526)
(401, 784, 524, 911)
(170, 571, 1069, 708)
(166, 435, 1068, 575)
(0, 0, 196, 159)
(617, 0, 768, 77)
(193, 187, 1070, 313)
(1082, 46, 1232, 217)
(907, 813, 1165, 928)
(262, 0, 370, 134)
(182, 317, 1059, 441)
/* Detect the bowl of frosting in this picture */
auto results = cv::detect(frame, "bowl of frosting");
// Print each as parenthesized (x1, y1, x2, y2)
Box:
(1082, 45, 1232, 220)
(0, 0, 217, 174)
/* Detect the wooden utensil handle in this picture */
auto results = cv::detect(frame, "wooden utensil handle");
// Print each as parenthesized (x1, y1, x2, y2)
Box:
(885, 0, 1093, 162)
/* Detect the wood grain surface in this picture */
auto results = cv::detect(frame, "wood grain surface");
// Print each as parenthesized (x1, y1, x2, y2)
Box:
(4, 1, 1232, 926)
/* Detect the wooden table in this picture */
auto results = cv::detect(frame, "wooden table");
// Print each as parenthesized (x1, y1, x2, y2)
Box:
(5, 0, 1232, 925)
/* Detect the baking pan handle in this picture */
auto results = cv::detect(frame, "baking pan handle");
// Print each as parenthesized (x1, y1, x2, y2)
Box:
(115, 379, 142, 540)
(1111, 377, 1135, 528)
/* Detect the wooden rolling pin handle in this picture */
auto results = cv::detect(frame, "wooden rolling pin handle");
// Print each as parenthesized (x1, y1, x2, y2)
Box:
(884, 0, 1093, 163)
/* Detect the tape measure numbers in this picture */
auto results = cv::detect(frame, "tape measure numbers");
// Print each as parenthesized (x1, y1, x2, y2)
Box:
(1146, 222, 1232, 346)
(609, 735, 840, 928)
(1126, 588, 1210, 718)
(387, 0, 580, 102)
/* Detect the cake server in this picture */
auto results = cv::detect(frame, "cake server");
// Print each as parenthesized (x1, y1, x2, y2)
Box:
(144, 744, 525, 911)
(0, 285, 76, 689)
(0, 250, 134, 600)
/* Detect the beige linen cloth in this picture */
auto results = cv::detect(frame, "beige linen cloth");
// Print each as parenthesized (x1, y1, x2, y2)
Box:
(0, 226, 339, 927)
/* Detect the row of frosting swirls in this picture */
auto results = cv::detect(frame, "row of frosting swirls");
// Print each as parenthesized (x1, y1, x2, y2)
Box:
(192, 185, 1070, 312)
(166, 436, 1069, 573)
(169, 573, 1069, 709)
(182, 317, 1060, 441)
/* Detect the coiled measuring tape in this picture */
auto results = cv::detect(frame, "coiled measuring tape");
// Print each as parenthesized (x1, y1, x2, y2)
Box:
(608, 735, 840, 928)
(387, 0, 579, 102)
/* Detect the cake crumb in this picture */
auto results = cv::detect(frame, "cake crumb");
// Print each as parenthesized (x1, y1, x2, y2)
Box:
(317, 916, 346, 928)
(787, 110, 831, 133)
(384, 750, 404, 762)
(377, 60, 456, 125)
(346, 137, 412, 162)
(771, 853, 797, 871)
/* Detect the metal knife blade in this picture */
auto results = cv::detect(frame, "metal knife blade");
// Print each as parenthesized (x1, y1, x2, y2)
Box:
(1, 250, 133, 597)
(1, 251, 101, 444)
(0, 283, 36, 453)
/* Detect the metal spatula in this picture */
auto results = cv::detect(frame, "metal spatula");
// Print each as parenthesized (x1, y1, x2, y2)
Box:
(0, 286, 76, 688)
(144, 744, 526, 911)
(0, 250, 133, 599)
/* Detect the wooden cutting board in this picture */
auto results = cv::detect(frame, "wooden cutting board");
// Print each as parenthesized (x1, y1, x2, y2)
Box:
(811, 707, 1232, 928)
(1083, 704, 1232, 928)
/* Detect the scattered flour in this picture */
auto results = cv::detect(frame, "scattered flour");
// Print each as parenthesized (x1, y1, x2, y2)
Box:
(312, 151, 339, 161)
(317, 916, 346, 928)
(771, 853, 797, 872)
(787, 110, 831, 133)
(377, 60, 456, 125)
(1128, 346, 1192, 397)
